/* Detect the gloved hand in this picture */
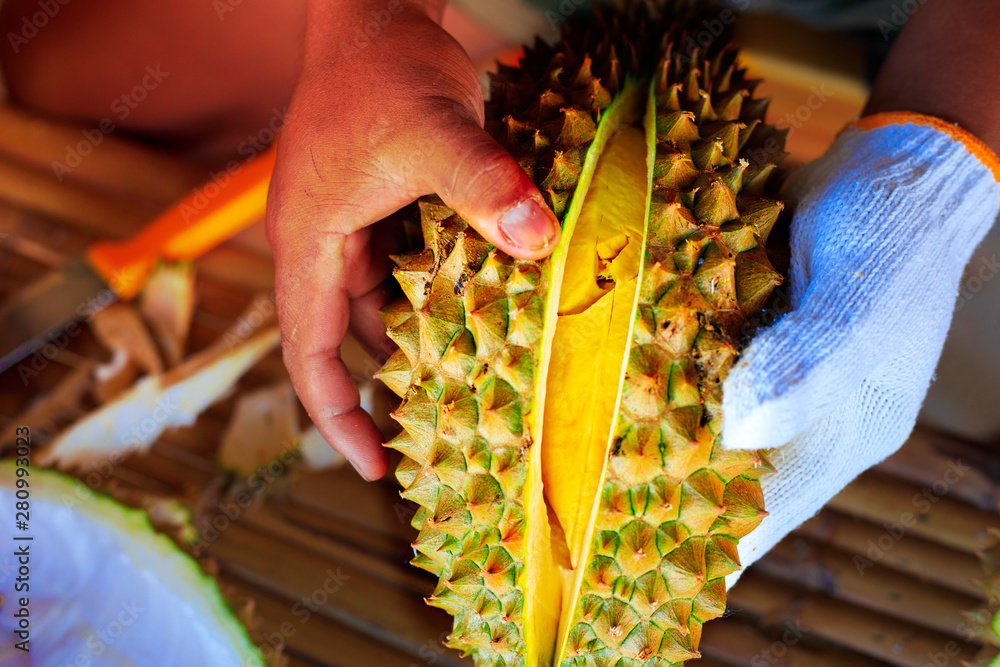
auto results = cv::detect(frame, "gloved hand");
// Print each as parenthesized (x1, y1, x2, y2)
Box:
(721, 112, 1000, 585)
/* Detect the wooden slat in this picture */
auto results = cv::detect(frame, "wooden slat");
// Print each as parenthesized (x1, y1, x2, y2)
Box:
(828, 472, 1000, 554)
(222, 576, 436, 667)
(0, 157, 147, 236)
(290, 469, 417, 545)
(684, 658, 734, 667)
(877, 428, 999, 512)
(729, 572, 982, 667)
(699, 619, 888, 667)
(755, 538, 980, 636)
(245, 502, 416, 581)
(0, 104, 203, 207)
(209, 522, 468, 667)
(242, 505, 428, 596)
(796, 509, 985, 598)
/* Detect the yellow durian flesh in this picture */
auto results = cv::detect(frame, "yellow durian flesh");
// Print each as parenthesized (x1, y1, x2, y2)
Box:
(529, 126, 651, 664)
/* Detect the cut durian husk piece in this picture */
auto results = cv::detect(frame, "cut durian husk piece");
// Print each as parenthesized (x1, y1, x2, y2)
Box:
(300, 425, 347, 470)
(91, 302, 163, 403)
(380, 2, 785, 665)
(0, 462, 268, 666)
(218, 382, 301, 477)
(140, 261, 197, 368)
(38, 326, 280, 471)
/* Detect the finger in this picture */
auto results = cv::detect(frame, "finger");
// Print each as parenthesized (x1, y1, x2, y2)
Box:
(349, 280, 399, 362)
(272, 218, 391, 480)
(415, 117, 561, 260)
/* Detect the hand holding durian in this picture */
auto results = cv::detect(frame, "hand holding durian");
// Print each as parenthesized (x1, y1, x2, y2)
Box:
(264, 0, 567, 482)
(720, 0, 1000, 580)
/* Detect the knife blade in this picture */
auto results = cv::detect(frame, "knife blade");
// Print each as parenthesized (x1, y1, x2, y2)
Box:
(0, 146, 276, 374)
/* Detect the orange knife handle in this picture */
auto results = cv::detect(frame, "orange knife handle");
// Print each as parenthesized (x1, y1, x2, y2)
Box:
(87, 145, 277, 300)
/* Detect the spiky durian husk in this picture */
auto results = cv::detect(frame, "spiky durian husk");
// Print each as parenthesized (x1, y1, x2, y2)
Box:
(378, 2, 786, 665)
(556, 45, 784, 667)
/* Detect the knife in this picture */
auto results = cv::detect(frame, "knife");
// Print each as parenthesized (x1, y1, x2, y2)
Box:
(0, 146, 277, 374)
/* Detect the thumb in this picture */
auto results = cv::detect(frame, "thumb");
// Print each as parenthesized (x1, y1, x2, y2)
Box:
(416, 118, 561, 260)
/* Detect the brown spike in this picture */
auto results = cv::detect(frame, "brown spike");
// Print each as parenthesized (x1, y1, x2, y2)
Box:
(544, 107, 598, 147)
(392, 249, 435, 308)
(540, 148, 584, 191)
(704, 122, 743, 162)
(571, 76, 613, 112)
(654, 58, 672, 96)
(652, 146, 701, 190)
(573, 55, 594, 87)
(735, 247, 784, 315)
(741, 96, 771, 123)
(657, 110, 701, 146)
(690, 139, 728, 171)
(741, 163, 777, 196)
(530, 130, 552, 155)
(738, 195, 785, 244)
(501, 115, 535, 146)
(529, 89, 567, 122)
(690, 91, 719, 125)
(694, 179, 740, 226)
(714, 90, 745, 122)
(737, 119, 760, 153)
(683, 67, 702, 102)
(713, 64, 735, 95)
(720, 159, 748, 193)
(606, 50, 622, 92)
(544, 187, 573, 219)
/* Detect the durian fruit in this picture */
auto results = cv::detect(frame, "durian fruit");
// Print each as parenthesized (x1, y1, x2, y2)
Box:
(378, 2, 786, 665)
(0, 462, 270, 665)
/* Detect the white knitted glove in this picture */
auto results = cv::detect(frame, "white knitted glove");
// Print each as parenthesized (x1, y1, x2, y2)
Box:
(722, 113, 1000, 586)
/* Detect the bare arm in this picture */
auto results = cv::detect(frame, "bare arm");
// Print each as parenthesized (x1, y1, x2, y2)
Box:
(865, 0, 1000, 152)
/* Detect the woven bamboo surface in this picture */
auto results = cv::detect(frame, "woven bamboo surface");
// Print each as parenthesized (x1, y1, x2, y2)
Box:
(2, 25, 998, 667)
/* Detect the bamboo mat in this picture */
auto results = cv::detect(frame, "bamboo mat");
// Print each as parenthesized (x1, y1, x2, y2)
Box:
(1, 30, 998, 666)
